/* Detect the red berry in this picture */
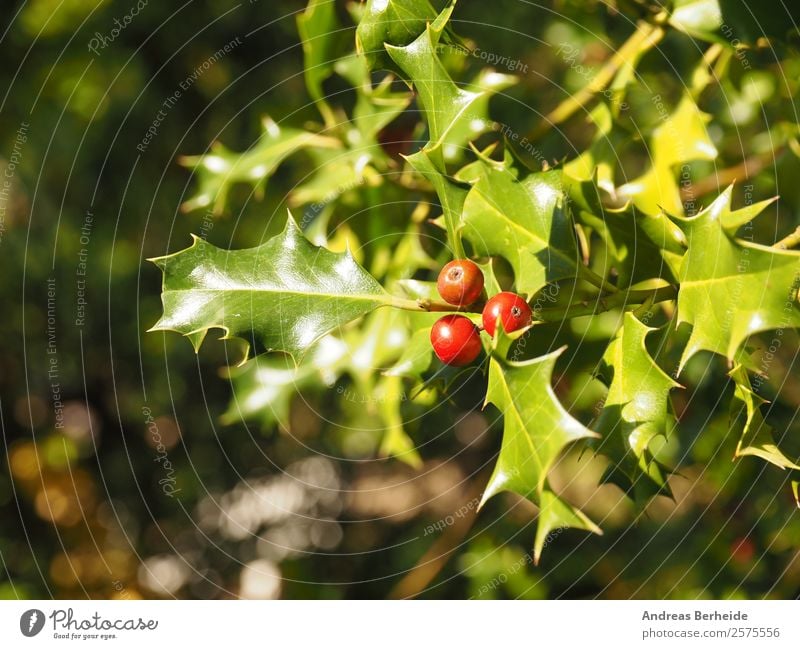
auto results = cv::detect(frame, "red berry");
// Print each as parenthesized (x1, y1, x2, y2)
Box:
(437, 259, 484, 306)
(430, 315, 482, 366)
(482, 292, 532, 337)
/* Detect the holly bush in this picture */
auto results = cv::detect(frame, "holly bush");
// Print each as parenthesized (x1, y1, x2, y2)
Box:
(151, 0, 800, 564)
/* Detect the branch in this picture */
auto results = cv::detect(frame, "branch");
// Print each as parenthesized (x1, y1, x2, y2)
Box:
(388, 472, 487, 599)
(535, 285, 677, 322)
(682, 147, 785, 201)
(527, 20, 665, 141)
(774, 226, 800, 250)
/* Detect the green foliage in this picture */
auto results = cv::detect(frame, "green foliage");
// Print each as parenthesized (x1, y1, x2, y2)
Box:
(674, 188, 800, 368)
(179, 117, 339, 214)
(595, 312, 681, 502)
(150, 216, 390, 361)
(480, 343, 602, 562)
(149, 0, 800, 565)
(461, 164, 578, 297)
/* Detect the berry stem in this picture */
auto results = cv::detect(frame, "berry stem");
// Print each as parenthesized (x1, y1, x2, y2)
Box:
(387, 295, 478, 313)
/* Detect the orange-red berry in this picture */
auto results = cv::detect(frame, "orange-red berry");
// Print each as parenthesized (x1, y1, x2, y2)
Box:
(437, 259, 484, 306)
(482, 292, 532, 337)
(430, 315, 482, 366)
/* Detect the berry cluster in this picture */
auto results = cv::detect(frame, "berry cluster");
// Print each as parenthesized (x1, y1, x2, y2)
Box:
(430, 260, 532, 366)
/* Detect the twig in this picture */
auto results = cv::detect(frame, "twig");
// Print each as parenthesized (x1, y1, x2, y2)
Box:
(388, 472, 488, 599)
(774, 226, 800, 250)
(535, 285, 677, 322)
(681, 147, 784, 201)
(527, 21, 665, 141)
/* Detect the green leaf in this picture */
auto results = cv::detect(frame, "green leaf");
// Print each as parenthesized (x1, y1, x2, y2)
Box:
(533, 491, 601, 564)
(376, 375, 422, 468)
(386, 4, 514, 164)
(461, 164, 579, 297)
(356, 0, 454, 72)
(480, 344, 601, 559)
(384, 328, 434, 381)
(440, 68, 516, 163)
(150, 215, 391, 361)
(297, 0, 341, 125)
(618, 95, 717, 216)
(404, 149, 469, 257)
(222, 335, 347, 429)
(674, 187, 800, 369)
(669, 0, 723, 38)
(595, 313, 681, 501)
(729, 364, 800, 470)
(179, 117, 340, 214)
(567, 178, 682, 286)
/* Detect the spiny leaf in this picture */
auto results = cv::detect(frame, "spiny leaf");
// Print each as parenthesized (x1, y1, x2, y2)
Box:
(356, 0, 458, 72)
(618, 94, 717, 216)
(729, 364, 800, 470)
(461, 163, 580, 297)
(386, 2, 514, 165)
(222, 335, 348, 429)
(533, 490, 601, 564)
(297, 0, 341, 124)
(567, 177, 683, 286)
(376, 375, 422, 468)
(595, 312, 681, 502)
(150, 215, 390, 362)
(404, 149, 468, 256)
(480, 343, 601, 559)
(674, 187, 800, 369)
(179, 117, 340, 214)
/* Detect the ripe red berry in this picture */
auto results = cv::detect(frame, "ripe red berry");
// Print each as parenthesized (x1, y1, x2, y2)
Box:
(482, 292, 532, 337)
(430, 315, 482, 366)
(437, 259, 484, 306)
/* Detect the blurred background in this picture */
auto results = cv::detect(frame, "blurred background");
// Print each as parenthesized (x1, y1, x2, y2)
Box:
(1, 0, 800, 600)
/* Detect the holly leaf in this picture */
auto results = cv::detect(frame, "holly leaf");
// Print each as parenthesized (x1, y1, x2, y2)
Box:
(729, 364, 800, 470)
(179, 117, 340, 214)
(149, 215, 391, 362)
(356, 0, 458, 72)
(618, 94, 717, 216)
(222, 335, 348, 429)
(674, 187, 800, 370)
(376, 375, 422, 468)
(297, 0, 341, 123)
(595, 313, 681, 502)
(404, 149, 469, 256)
(386, 2, 514, 165)
(384, 328, 434, 382)
(461, 163, 580, 297)
(567, 177, 683, 286)
(533, 491, 601, 564)
(480, 344, 601, 561)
